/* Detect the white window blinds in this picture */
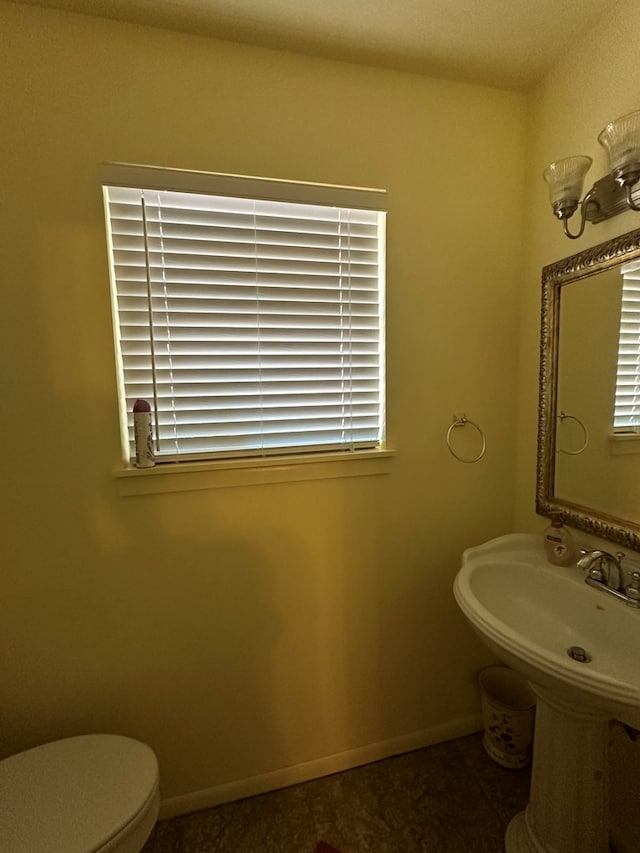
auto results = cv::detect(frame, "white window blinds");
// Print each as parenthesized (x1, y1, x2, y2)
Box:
(614, 259, 640, 431)
(102, 164, 386, 463)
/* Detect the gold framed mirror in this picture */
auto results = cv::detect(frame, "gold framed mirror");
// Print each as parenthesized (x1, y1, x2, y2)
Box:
(537, 227, 640, 551)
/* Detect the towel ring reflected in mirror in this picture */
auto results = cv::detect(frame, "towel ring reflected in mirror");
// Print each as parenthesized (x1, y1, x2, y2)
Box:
(446, 414, 486, 464)
(556, 411, 589, 456)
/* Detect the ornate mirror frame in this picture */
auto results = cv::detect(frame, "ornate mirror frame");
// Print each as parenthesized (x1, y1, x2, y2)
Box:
(536, 226, 640, 552)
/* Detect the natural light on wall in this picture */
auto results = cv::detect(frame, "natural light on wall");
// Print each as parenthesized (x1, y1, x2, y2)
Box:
(101, 164, 387, 467)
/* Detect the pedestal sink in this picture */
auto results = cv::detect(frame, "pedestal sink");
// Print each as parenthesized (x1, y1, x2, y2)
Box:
(453, 533, 640, 853)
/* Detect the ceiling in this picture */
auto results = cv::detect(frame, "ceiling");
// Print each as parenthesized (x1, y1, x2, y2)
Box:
(15, 0, 615, 91)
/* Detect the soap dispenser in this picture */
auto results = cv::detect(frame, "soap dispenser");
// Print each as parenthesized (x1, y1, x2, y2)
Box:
(544, 513, 576, 566)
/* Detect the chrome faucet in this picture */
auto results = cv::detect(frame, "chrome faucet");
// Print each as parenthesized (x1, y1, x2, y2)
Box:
(577, 549, 640, 607)
(577, 549, 624, 591)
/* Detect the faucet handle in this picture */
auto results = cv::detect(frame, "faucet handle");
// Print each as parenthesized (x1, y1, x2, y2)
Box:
(625, 571, 640, 608)
(576, 550, 603, 580)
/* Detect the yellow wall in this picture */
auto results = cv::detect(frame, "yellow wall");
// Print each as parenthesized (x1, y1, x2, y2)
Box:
(516, 2, 640, 850)
(0, 1, 526, 805)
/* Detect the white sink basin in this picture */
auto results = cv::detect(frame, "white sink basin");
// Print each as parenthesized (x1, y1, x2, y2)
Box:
(454, 533, 640, 729)
(454, 533, 640, 852)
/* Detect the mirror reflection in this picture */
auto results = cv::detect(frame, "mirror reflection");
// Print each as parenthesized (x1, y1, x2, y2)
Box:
(555, 264, 640, 520)
(537, 228, 640, 551)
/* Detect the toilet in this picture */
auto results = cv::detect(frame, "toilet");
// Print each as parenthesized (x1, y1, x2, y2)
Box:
(0, 733, 159, 852)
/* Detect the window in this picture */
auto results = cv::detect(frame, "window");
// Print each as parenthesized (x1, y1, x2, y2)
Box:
(102, 164, 386, 466)
(613, 259, 640, 432)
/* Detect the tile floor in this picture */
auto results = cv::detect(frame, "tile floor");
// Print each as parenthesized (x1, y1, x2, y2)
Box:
(143, 733, 530, 853)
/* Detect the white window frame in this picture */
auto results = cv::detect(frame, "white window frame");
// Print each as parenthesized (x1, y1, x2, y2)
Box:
(101, 163, 390, 492)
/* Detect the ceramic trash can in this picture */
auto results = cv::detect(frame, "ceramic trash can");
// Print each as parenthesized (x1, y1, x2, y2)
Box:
(478, 665, 536, 769)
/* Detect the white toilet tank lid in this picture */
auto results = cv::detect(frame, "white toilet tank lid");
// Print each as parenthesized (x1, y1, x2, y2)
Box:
(0, 734, 159, 853)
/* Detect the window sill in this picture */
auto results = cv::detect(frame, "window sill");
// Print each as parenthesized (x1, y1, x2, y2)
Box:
(609, 433, 640, 455)
(114, 448, 395, 496)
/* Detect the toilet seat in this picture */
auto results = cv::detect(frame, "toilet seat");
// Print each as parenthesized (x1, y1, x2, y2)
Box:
(0, 734, 159, 853)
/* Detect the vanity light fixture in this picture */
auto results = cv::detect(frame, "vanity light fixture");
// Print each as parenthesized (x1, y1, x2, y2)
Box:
(543, 109, 640, 239)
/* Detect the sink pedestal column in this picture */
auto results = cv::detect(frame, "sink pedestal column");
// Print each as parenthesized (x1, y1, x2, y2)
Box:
(506, 686, 610, 853)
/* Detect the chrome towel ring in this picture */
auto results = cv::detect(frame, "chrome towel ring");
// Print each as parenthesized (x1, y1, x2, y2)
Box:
(446, 414, 486, 463)
(557, 410, 589, 455)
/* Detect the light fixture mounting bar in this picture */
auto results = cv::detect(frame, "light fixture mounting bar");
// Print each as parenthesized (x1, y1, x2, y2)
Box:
(585, 173, 640, 223)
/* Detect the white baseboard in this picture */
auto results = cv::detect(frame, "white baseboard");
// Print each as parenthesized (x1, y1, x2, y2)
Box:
(159, 713, 482, 820)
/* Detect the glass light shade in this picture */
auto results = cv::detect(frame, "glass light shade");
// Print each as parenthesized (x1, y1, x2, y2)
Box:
(543, 156, 592, 209)
(598, 110, 640, 182)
